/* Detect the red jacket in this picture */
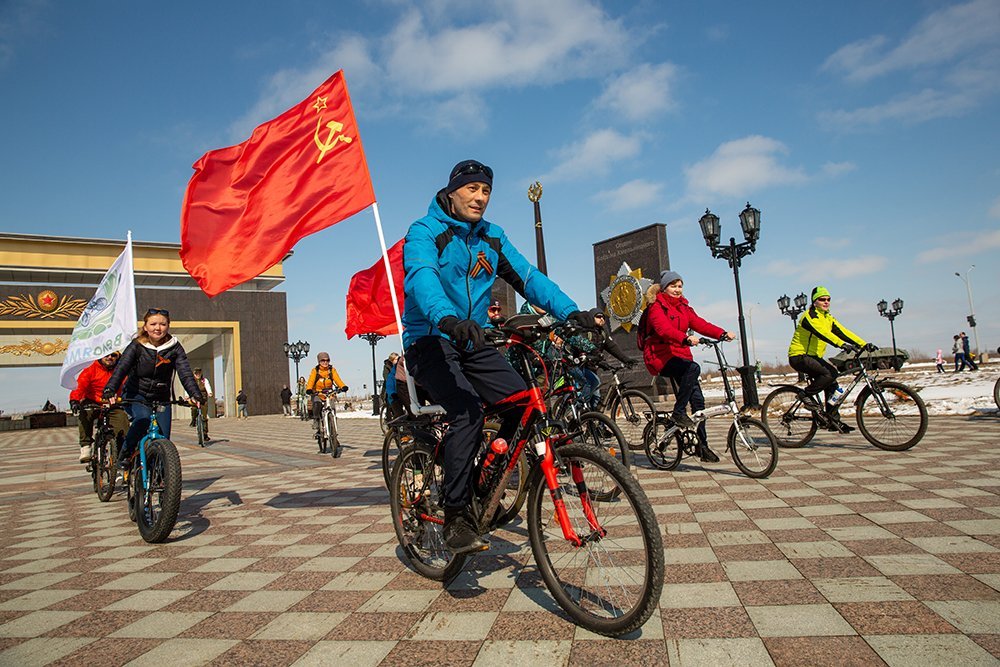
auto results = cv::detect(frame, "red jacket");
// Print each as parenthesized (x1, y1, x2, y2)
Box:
(70, 360, 116, 404)
(642, 292, 725, 375)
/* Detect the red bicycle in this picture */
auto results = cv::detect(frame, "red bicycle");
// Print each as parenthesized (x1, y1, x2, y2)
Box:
(389, 314, 663, 637)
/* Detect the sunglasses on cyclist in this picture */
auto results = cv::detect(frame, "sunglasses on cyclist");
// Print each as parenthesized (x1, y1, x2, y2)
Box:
(815, 297, 831, 303)
(318, 358, 331, 363)
(145, 308, 170, 317)
(452, 162, 493, 181)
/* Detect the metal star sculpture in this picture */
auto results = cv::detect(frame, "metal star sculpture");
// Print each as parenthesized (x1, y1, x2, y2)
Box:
(600, 262, 653, 332)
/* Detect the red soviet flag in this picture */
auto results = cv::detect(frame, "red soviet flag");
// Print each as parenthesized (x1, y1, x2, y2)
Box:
(181, 70, 375, 296)
(345, 238, 404, 339)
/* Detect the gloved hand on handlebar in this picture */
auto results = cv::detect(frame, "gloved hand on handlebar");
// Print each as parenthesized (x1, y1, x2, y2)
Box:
(70, 400, 81, 415)
(566, 310, 597, 330)
(438, 316, 486, 350)
(863, 342, 879, 352)
(340, 385, 349, 393)
(841, 342, 861, 354)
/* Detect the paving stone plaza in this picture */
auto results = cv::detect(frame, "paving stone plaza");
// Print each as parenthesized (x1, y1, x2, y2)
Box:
(1, 414, 998, 666)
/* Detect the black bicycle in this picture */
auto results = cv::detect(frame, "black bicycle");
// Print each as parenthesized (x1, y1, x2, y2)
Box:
(192, 405, 208, 447)
(79, 404, 127, 502)
(762, 346, 928, 451)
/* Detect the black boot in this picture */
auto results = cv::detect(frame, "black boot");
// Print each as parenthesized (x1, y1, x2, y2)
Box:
(698, 445, 720, 463)
(443, 507, 488, 555)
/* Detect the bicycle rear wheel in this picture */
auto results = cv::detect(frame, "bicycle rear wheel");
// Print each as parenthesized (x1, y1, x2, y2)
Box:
(389, 442, 466, 581)
(643, 416, 682, 470)
(856, 380, 928, 451)
(728, 417, 778, 478)
(135, 439, 182, 543)
(608, 390, 658, 452)
(94, 432, 116, 502)
(762, 386, 817, 448)
(527, 443, 663, 637)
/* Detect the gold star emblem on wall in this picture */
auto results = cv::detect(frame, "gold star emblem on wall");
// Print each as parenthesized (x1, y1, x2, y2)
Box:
(600, 263, 653, 332)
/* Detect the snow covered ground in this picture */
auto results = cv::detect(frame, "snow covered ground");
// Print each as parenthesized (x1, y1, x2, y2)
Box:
(703, 360, 999, 416)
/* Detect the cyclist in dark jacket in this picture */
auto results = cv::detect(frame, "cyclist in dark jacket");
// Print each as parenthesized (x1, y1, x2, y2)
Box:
(402, 159, 594, 554)
(103, 308, 204, 467)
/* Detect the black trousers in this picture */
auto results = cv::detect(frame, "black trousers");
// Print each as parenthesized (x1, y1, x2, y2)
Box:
(789, 355, 839, 402)
(406, 336, 526, 509)
(659, 357, 708, 445)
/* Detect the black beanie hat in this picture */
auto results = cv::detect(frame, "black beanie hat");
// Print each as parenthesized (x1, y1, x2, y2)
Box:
(445, 160, 493, 194)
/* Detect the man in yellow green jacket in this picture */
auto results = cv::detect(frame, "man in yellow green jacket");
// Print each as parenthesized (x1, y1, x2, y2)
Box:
(788, 286, 872, 431)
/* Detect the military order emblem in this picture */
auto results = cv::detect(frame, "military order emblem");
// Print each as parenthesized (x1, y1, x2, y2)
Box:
(600, 262, 653, 332)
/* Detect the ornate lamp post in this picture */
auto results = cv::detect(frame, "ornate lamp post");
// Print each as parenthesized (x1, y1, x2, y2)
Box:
(778, 292, 809, 382)
(359, 333, 386, 415)
(877, 298, 903, 360)
(954, 266, 980, 362)
(777, 292, 808, 329)
(283, 340, 310, 387)
(699, 202, 761, 408)
(527, 181, 547, 275)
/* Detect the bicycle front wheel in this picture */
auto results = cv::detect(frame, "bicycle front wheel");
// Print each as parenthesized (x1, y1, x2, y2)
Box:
(856, 380, 928, 451)
(94, 432, 116, 502)
(527, 443, 663, 637)
(576, 412, 632, 470)
(389, 442, 466, 581)
(135, 439, 182, 543)
(643, 416, 682, 470)
(608, 390, 658, 452)
(995, 377, 1000, 410)
(762, 386, 817, 448)
(196, 414, 206, 447)
(728, 417, 778, 478)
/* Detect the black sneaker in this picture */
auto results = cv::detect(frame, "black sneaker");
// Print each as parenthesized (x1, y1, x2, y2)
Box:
(671, 412, 696, 430)
(443, 508, 488, 555)
(116, 457, 130, 471)
(798, 394, 822, 412)
(699, 446, 721, 463)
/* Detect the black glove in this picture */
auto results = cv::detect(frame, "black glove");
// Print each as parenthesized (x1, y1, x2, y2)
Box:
(841, 342, 860, 354)
(70, 400, 80, 415)
(438, 316, 486, 350)
(863, 342, 879, 352)
(624, 359, 639, 369)
(566, 310, 596, 330)
(340, 386, 349, 393)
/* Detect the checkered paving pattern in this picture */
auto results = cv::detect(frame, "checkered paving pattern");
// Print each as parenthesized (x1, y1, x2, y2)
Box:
(1, 413, 999, 666)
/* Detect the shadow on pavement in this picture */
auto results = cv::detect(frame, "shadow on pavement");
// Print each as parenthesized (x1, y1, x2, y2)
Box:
(170, 476, 243, 542)
(264, 487, 387, 508)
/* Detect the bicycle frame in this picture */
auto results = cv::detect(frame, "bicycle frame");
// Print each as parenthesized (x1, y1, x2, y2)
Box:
(135, 406, 167, 492)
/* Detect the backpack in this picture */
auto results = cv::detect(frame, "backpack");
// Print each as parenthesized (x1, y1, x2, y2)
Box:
(635, 305, 652, 351)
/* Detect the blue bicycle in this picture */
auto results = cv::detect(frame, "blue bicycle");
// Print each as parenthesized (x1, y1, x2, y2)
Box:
(117, 398, 186, 542)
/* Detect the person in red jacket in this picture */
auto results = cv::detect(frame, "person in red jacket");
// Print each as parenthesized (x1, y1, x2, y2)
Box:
(642, 271, 734, 462)
(69, 352, 129, 463)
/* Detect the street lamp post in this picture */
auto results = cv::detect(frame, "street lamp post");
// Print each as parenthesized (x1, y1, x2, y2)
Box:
(283, 340, 310, 387)
(876, 298, 904, 361)
(777, 293, 808, 329)
(359, 333, 386, 415)
(955, 266, 980, 362)
(698, 202, 762, 408)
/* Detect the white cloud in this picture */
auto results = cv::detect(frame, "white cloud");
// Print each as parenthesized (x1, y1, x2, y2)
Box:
(819, 0, 1000, 128)
(593, 179, 664, 211)
(542, 129, 642, 182)
(822, 0, 1000, 82)
(812, 236, 852, 250)
(988, 197, 1000, 219)
(684, 136, 807, 199)
(916, 228, 1000, 263)
(765, 255, 888, 281)
(821, 161, 856, 177)
(595, 63, 679, 122)
(383, 0, 629, 94)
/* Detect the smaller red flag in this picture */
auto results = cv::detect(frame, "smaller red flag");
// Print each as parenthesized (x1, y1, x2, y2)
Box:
(345, 238, 405, 339)
(181, 70, 374, 297)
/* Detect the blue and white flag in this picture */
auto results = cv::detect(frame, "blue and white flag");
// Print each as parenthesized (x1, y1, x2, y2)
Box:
(59, 232, 137, 389)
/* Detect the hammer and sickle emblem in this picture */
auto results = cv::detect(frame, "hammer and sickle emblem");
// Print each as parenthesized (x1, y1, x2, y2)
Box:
(314, 117, 353, 164)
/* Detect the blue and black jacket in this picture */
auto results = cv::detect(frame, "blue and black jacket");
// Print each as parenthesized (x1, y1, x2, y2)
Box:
(402, 192, 577, 349)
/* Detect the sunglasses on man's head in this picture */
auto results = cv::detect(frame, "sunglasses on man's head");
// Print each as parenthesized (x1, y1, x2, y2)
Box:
(146, 308, 169, 317)
(453, 162, 493, 180)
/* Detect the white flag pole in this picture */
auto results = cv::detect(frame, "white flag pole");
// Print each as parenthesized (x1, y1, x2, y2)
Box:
(371, 202, 405, 352)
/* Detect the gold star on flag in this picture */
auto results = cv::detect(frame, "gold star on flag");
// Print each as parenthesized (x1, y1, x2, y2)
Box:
(313, 96, 328, 113)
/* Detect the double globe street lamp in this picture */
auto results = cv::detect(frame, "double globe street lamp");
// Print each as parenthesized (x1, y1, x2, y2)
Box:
(876, 298, 903, 360)
(777, 293, 808, 329)
(284, 340, 310, 387)
(698, 202, 762, 408)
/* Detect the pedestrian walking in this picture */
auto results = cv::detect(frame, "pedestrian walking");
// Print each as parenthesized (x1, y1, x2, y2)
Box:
(280, 385, 292, 416)
(236, 388, 248, 418)
(953, 335, 966, 372)
(935, 349, 945, 373)
(960, 332, 978, 370)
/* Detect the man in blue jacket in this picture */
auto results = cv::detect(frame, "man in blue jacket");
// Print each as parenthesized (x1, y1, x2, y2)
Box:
(403, 159, 593, 554)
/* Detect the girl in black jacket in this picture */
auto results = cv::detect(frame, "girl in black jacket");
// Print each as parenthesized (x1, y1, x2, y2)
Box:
(103, 308, 204, 465)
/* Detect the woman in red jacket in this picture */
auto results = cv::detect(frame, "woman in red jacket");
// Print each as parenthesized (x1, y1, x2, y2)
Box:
(643, 271, 734, 462)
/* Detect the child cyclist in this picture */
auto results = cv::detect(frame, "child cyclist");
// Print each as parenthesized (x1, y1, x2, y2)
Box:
(103, 308, 205, 468)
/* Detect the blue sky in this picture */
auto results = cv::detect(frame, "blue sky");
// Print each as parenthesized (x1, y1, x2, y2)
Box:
(1, 0, 999, 411)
